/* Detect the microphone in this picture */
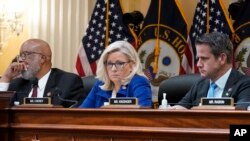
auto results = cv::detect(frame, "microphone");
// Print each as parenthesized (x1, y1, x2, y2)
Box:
(234, 102, 250, 110)
(12, 91, 30, 106)
(52, 87, 78, 108)
(30, 77, 38, 87)
(234, 102, 250, 105)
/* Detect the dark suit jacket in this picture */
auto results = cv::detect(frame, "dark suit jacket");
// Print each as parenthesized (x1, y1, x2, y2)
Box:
(8, 68, 86, 108)
(178, 70, 250, 110)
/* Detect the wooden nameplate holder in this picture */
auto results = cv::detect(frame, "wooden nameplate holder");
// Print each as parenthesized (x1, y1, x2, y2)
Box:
(101, 97, 141, 109)
(192, 97, 235, 110)
(0, 91, 15, 108)
(15, 97, 62, 108)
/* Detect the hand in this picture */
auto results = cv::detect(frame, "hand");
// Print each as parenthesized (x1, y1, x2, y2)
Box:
(0, 62, 26, 82)
(168, 105, 188, 110)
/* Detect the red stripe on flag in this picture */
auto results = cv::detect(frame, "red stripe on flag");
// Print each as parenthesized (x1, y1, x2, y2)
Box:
(181, 39, 195, 74)
(89, 61, 97, 76)
(75, 45, 96, 77)
(76, 55, 85, 77)
(75, 0, 135, 77)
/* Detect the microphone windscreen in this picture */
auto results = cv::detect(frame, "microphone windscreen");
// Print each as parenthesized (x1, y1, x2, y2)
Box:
(30, 77, 38, 86)
(123, 11, 144, 26)
(47, 92, 52, 97)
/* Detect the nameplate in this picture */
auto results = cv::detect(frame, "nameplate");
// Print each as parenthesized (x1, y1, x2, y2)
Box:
(24, 97, 51, 105)
(201, 97, 234, 106)
(109, 97, 138, 105)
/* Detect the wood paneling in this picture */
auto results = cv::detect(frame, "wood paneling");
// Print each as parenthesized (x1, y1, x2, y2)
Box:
(1, 107, 249, 141)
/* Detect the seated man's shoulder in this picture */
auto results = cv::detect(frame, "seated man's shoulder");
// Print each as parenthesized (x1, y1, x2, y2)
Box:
(239, 75, 250, 83)
(233, 70, 250, 81)
(52, 68, 79, 77)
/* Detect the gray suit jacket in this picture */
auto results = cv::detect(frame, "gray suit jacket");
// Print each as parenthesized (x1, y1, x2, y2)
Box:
(178, 70, 250, 110)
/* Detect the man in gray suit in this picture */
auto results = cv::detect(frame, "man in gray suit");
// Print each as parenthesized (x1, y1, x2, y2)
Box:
(171, 32, 250, 110)
(0, 39, 86, 107)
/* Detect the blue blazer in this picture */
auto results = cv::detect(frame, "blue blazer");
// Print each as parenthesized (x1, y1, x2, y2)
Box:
(79, 74, 152, 108)
(178, 70, 250, 110)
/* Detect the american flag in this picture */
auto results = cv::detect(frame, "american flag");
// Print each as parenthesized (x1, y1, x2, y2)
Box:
(181, 0, 234, 74)
(76, 0, 134, 77)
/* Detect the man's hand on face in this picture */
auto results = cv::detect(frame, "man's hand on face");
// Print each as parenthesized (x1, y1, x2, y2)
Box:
(0, 62, 26, 82)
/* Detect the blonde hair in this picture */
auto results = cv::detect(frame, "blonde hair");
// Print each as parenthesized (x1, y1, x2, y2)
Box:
(96, 40, 146, 90)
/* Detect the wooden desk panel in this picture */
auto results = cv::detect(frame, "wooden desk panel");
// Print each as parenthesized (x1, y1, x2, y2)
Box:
(0, 92, 15, 141)
(12, 127, 227, 141)
(3, 108, 249, 141)
(10, 108, 250, 128)
(0, 91, 15, 108)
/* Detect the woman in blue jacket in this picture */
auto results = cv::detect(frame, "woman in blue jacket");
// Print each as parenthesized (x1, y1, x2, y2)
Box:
(79, 41, 152, 108)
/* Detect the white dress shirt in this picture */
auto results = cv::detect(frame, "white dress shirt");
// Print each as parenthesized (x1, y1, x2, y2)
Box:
(0, 83, 9, 91)
(28, 70, 51, 97)
(0, 70, 51, 98)
(209, 68, 232, 98)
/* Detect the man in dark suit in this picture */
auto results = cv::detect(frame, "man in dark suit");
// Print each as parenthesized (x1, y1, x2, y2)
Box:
(0, 39, 86, 107)
(170, 32, 250, 110)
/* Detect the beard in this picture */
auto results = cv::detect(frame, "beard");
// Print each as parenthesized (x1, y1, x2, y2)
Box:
(206, 66, 221, 80)
(21, 64, 41, 80)
(21, 70, 36, 80)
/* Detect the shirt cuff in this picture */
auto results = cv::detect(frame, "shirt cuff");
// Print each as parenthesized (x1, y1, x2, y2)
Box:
(0, 83, 10, 91)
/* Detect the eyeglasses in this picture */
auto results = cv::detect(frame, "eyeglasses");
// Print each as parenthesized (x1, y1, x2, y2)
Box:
(18, 51, 45, 60)
(105, 61, 130, 70)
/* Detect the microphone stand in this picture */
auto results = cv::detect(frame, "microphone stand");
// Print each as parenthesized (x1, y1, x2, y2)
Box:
(53, 87, 78, 108)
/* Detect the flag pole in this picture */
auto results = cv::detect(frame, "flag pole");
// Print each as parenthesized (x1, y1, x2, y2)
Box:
(119, 0, 138, 49)
(105, 0, 110, 47)
(206, 0, 210, 33)
(219, 0, 235, 68)
(153, 0, 161, 74)
(128, 26, 139, 49)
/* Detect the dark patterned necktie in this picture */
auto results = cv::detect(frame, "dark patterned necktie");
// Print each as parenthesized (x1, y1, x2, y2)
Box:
(31, 77, 38, 97)
(31, 85, 38, 97)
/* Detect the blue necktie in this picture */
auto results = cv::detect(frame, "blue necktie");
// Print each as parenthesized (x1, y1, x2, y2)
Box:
(207, 83, 217, 98)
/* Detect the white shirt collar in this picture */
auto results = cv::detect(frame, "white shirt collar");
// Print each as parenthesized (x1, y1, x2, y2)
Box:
(38, 69, 51, 90)
(213, 68, 232, 90)
(30, 69, 51, 98)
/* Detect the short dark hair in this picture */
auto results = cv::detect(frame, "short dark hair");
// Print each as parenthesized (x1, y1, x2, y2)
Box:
(195, 32, 233, 63)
